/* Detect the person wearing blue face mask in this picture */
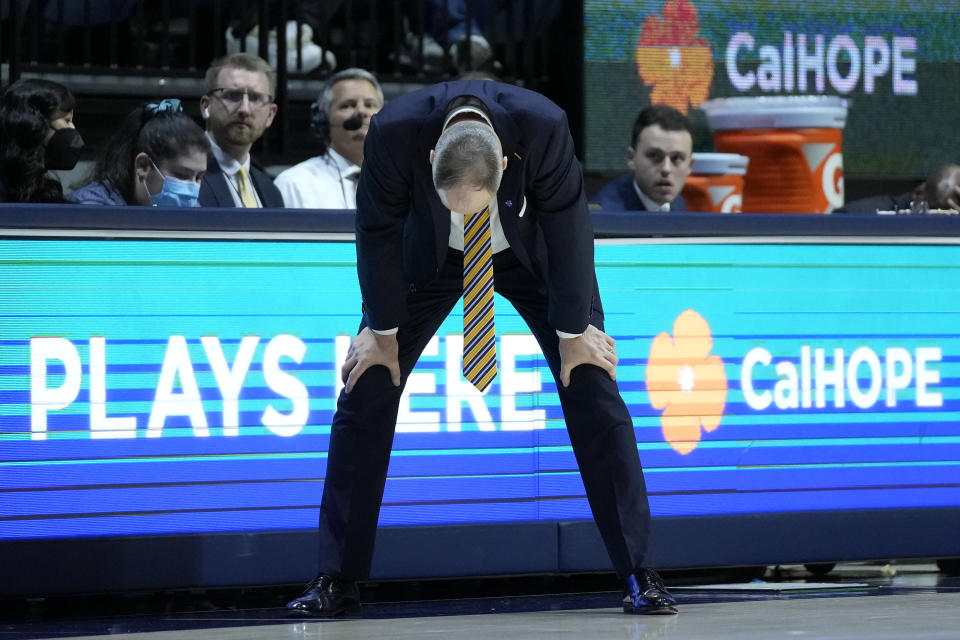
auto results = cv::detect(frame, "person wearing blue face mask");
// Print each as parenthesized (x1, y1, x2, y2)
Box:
(70, 99, 209, 207)
(143, 156, 203, 208)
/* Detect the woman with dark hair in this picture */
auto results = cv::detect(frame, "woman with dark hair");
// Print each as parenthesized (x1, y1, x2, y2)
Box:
(0, 78, 83, 203)
(70, 99, 209, 207)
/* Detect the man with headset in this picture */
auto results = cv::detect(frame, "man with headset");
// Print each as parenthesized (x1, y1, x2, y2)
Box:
(275, 68, 384, 209)
(198, 53, 284, 209)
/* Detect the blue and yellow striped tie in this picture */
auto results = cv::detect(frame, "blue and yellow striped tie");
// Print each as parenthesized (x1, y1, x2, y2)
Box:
(462, 205, 497, 392)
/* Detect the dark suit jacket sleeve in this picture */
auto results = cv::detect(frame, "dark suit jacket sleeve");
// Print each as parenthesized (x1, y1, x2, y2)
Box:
(530, 111, 595, 334)
(592, 173, 643, 212)
(354, 116, 411, 330)
(591, 178, 623, 211)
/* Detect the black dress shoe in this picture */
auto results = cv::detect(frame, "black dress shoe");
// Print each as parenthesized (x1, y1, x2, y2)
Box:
(286, 574, 360, 617)
(622, 568, 678, 615)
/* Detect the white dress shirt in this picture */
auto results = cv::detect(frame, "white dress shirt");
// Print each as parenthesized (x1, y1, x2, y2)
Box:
(634, 180, 672, 212)
(372, 103, 581, 338)
(275, 148, 360, 209)
(447, 196, 510, 253)
(206, 132, 262, 208)
(374, 194, 580, 339)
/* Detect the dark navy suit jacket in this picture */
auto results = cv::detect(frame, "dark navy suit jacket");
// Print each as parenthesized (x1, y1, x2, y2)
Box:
(198, 155, 284, 208)
(356, 80, 597, 335)
(592, 172, 686, 212)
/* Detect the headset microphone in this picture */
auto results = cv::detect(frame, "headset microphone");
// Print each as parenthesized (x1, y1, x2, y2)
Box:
(342, 114, 364, 131)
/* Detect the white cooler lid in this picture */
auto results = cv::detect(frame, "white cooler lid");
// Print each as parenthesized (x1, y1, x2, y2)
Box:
(700, 96, 848, 130)
(691, 152, 749, 176)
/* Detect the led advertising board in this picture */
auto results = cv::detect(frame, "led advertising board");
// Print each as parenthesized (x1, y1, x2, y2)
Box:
(2, 236, 958, 541)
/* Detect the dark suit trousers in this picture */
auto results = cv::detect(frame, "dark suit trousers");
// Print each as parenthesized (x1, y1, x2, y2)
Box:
(317, 249, 652, 580)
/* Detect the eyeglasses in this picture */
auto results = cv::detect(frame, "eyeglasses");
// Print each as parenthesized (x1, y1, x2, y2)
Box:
(209, 87, 274, 109)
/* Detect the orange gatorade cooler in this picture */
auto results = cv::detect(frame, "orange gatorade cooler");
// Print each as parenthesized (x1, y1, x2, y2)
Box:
(700, 96, 848, 213)
(682, 153, 749, 213)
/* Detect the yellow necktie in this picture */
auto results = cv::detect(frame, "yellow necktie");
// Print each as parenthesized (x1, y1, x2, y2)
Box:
(236, 167, 258, 208)
(462, 205, 497, 392)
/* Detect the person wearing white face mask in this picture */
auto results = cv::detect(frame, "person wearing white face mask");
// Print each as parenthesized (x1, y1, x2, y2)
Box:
(70, 99, 210, 207)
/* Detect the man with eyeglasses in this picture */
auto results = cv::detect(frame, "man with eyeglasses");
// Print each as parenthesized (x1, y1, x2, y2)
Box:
(592, 105, 692, 213)
(198, 53, 284, 209)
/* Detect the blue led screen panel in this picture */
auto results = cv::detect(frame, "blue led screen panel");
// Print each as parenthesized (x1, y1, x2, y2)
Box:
(1, 238, 958, 539)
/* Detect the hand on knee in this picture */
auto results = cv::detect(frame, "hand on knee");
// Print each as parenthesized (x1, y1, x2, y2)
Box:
(558, 325, 618, 387)
(342, 328, 401, 392)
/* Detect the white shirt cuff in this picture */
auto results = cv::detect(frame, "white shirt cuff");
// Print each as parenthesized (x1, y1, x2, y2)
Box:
(556, 330, 584, 339)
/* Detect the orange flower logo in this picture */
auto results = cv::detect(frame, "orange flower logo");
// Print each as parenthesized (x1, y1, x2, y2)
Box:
(635, 0, 714, 114)
(646, 309, 727, 454)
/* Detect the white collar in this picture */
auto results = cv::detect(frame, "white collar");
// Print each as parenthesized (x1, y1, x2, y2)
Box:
(326, 147, 359, 177)
(443, 105, 493, 130)
(206, 131, 251, 177)
(633, 180, 672, 212)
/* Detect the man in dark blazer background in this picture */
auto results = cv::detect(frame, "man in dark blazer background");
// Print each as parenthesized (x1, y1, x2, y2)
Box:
(198, 53, 284, 208)
(287, 80, 677, 617)
(592, 105, 692, 213)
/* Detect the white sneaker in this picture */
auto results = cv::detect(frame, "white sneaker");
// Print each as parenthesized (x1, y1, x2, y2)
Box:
(404, 32, 445, 63)
(450, 34, 492, 71)
(224, 22, 335, 72)
(286, 20, 312, 43)
(390, 32, 445, 72)
(280, 21, 334, 72)
(225, 26, 244, 55)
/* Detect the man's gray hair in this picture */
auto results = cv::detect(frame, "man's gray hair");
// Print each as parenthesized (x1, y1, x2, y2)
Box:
(314, 67, 384, 118)
(432, 121, 502, 194)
